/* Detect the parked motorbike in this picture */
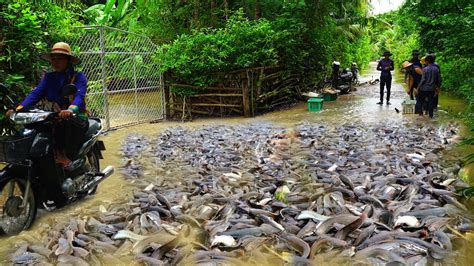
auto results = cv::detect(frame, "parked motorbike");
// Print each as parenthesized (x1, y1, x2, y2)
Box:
(0, 83, 113, 235)
(322, 66, 353, 94)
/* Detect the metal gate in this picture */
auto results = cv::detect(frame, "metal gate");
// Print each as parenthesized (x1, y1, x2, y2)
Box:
(69, 26, 164, 130)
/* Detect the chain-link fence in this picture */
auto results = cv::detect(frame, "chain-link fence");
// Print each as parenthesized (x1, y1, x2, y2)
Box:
(69, 26, 164, 130)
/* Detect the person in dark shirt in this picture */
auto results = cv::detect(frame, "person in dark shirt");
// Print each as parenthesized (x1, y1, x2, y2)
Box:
(410, 50, 422, 67)
(408, 50, 422, 100)
(405, 64, 423, 102)
(416, 54, 441, 118)
(331, 61, 341, 88)
(430, 53, 442, 110)
(402, 61, 420, 100)
(376, 51, 394, 105)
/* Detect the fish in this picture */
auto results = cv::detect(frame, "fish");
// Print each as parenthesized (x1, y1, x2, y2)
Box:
(354, 247, 405, 264)
(11, 252, 47, 265)
(296, 210, 330, 222)
(316, 214, 359, 234)
(152, 225, 191, 259)
(112, 230, 148, 242)
(211, 235, 238, 247)
(55, 238, 72, 256)
(9, 122, 470, 265)
(280, 233, 311, 258)
(257, 214, 285, 232)
(335, 212, 368, 239)
(394, 236, 450, 260)
(57, 254, 89, 266)
(394, 215, 420, 228)
(354, 224, 376, 246)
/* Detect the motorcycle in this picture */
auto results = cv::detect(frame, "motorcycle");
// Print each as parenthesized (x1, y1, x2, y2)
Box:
(322, 67, 353, 94)
(0, 83, 113, 235)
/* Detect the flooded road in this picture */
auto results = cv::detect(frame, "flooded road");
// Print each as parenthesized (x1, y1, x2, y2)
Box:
(1, 62, 473, 264)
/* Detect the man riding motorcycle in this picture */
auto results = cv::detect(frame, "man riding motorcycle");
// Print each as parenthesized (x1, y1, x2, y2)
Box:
(7, 42, 88, 168)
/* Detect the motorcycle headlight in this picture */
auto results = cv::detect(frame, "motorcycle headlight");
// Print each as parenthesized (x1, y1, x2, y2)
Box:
(10, 112, 50, 124)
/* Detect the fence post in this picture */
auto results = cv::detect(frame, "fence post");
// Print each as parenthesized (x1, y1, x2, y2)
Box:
(242, 71, 251, 117)
(162, 74, 169, 120)
(132, 55, 139, 121)
(99, 26, 111, 130)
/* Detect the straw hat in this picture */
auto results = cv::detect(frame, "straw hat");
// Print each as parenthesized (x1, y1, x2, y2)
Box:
(402, 61, 413, 69)
(41, 42, 80, 64)
(420, 56, 426, 65)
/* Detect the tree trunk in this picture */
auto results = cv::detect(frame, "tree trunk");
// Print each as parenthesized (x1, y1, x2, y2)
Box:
(223, 0, 229, 20)
(255, 0, 261, 19)
(210, 0, 217, 27)
(193, 0, 200, 28)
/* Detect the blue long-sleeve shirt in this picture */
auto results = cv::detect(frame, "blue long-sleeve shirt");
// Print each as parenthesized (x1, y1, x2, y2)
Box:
(419, 64, 441, 92)
(377, 59, 394, 78)
(21, 71, 87, 113)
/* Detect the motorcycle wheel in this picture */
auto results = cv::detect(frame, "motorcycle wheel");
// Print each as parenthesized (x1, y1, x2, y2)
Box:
(85, 150, 100, 195)
(0, 178, 36, 235)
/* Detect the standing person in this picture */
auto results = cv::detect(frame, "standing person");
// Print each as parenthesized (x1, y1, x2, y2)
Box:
(408, 50, 423, 101)
(410, 50, 422, 67)
(404, 62, 423, 101)
(402, 61, 413, 96)
(376, 51, 394, 105)
(430, 53, 442, 110)
(404, 50, 421, 83)
(331, 61, 341, 89)
(416, 54, 441, 118)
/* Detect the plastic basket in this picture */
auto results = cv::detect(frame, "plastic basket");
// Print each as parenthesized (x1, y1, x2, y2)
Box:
(308, 98, 324, 112)
(402, 99, 416, 114)
(0, 135, 34, 163)
(323, 93, 337, 102)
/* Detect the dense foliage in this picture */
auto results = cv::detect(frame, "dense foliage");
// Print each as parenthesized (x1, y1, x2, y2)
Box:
(153, 1, 376, 90)
(158, 11, 280, 87)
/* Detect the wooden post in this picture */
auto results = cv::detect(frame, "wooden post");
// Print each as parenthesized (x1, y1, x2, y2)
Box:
(164, 84, 170, 119)
(242, 72, 251, 117)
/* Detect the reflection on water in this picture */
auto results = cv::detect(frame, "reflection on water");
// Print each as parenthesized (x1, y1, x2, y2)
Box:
(0, 62, 473, 264)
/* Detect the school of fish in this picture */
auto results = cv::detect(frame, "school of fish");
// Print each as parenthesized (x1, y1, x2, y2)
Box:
(7, 121, 473, 265)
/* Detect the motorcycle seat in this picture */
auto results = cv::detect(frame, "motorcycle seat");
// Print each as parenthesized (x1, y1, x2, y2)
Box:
(85, 118, 101, 139)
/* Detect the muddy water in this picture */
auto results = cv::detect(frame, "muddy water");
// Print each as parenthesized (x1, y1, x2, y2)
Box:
(0, 62, 473, 263)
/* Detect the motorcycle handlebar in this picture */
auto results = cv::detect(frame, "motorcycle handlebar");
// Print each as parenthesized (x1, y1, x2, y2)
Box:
(9, 109, 76, 121)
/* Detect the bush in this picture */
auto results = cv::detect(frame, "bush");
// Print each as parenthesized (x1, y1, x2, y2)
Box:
(157, 10, 279, 87)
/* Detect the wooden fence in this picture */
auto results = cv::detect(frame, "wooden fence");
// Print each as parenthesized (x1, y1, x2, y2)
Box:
(164, 66, 305, 120)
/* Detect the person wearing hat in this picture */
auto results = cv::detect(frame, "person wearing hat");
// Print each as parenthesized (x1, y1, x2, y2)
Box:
(416, 54, 441, 118)
(404, 50, 423, 99)
(376, 51, 394, 105)
(402, 61, 413, 95)
(410, 50, 422, 67)
(403, 60, 423, 101)
(6, 42, 88, 167)
(331, 61, 341, 88)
